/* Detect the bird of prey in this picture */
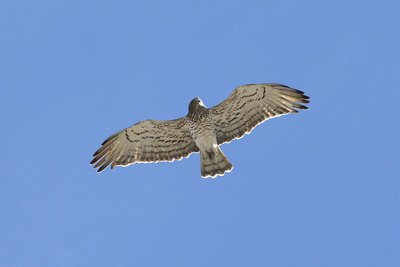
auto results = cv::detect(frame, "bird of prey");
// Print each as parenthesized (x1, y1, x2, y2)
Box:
(90, 83, 309, 178)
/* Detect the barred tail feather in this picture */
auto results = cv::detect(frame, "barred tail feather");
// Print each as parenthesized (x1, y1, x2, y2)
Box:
(200, 147, 233, 178)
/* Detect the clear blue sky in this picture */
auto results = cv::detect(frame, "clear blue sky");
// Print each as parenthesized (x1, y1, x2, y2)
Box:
(1, 0, 399, 266)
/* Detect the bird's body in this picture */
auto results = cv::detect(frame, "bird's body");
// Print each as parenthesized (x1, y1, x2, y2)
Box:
(187, 115, 216, 156)
(186, 98, 233, 177)
(186, 98, 214, 151)
(91, 83, 310, 178)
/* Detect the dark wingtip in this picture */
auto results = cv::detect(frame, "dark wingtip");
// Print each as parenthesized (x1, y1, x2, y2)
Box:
(98, 165, 107, 172)
(278, 84, 290, 88)
(90, 158, 97, 165)
(101, 139, 109, 146)
(299, 105, 308, 110)
(101, 133, 118, 145)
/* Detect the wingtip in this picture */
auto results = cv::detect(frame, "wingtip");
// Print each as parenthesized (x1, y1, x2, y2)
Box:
(297, 104, 308, 110)
(97, 165, 107, 172)
(101, 133, 118, 145)
(101, 138, 110, 146)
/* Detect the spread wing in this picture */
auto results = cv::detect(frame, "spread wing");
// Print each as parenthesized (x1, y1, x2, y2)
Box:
(90, 118, 199, 172)
(210, 83, 310, 144)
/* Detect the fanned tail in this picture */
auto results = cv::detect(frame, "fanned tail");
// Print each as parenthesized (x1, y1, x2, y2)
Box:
(200, 147, 233, 178)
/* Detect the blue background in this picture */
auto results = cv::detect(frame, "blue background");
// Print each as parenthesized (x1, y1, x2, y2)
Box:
(1, 0, 399, 266)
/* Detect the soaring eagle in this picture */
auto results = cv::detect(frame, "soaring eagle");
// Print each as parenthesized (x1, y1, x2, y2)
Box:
(91, 83, 309, 178)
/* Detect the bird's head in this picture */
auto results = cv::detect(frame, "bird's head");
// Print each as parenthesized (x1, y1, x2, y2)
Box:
(188, 97, 206, 116)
